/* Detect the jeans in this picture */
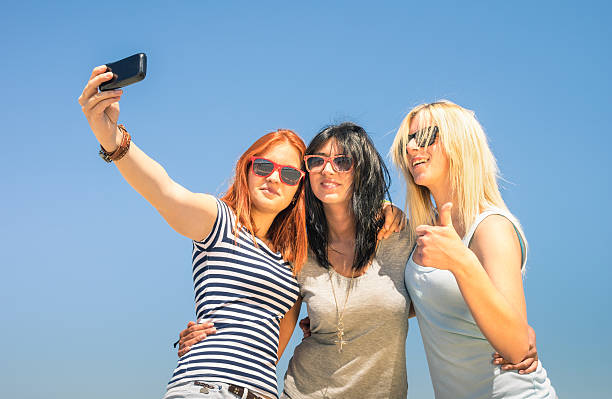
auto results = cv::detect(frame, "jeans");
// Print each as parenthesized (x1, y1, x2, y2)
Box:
(163, 381, 247, 399)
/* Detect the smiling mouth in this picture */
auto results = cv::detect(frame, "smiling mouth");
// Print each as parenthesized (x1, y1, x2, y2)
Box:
(412, 159, 428, 167)
(321, 181, 340, 188)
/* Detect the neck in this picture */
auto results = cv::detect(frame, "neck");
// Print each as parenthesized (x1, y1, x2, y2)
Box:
(250, 208, 277, 241)
(429, 180, 464, 235)
(323, 201, 356, 244)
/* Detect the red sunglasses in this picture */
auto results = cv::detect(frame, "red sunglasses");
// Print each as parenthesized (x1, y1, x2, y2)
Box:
(304, 154, 353, 173)
(250, 157, 305, 186)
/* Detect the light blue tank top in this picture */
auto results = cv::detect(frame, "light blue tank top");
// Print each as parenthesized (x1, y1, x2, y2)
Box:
(405, 208, 556, 399)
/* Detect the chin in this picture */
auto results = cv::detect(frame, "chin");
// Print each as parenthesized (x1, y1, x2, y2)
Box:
(320, 195, 349, 206)
(412, 177, 432, 189)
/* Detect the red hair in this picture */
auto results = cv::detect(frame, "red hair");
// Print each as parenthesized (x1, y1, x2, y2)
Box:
(221, 129, 307, 274)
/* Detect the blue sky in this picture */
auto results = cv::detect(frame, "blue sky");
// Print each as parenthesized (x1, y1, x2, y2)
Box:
(2, 1, 611, 398)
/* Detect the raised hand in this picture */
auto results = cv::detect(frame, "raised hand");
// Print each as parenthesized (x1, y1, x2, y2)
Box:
(77, 66, 123, 151)
(413, 203, 471, 270)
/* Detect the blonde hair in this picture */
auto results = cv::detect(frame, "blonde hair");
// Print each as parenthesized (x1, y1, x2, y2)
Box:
(390, 100, 527, 260)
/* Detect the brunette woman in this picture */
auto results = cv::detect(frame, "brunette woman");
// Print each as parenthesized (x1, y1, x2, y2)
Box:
(281, 122, 413, 398)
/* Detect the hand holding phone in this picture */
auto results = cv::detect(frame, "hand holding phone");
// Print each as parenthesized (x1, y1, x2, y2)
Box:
(99, 53, 147, 91)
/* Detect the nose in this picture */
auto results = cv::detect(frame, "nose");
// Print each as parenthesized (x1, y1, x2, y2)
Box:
(266, 168, 282, 183)
(406, 137, 420, 152)
(321, 159, 335, 175)
(406, 138, 426, 160)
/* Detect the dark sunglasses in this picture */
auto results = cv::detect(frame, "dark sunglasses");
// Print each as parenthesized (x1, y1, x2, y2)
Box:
(304, 155, 354, 173)
(406, 126, 439, 148)
(250, 157, 305, 186)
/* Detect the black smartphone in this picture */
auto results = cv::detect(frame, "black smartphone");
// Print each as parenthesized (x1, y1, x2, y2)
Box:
(99, 53, 147, 91)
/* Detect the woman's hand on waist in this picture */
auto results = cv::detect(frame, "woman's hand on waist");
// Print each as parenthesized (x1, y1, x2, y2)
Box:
(177, 320, 216, 357)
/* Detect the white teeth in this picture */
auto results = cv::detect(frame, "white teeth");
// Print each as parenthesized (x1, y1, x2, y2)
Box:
(413, 159, 427, 166)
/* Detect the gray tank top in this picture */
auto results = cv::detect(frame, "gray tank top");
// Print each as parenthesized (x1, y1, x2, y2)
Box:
(405, 208, 557, 399)
(283, 231, 413, 398)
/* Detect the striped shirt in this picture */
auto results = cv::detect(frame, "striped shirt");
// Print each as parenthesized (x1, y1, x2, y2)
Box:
(167, 198, 300, 398)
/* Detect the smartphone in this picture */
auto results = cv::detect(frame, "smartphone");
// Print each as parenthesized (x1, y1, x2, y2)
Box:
(99, 53, 147, 91)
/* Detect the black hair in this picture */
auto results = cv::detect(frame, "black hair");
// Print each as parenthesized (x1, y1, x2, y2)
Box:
(305, 122, 391, 273)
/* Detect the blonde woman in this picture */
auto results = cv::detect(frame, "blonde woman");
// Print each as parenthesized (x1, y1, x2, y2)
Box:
(391, 100, 556, 398)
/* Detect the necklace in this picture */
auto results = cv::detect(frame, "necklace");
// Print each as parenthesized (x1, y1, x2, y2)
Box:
(328, 267, 355, 353)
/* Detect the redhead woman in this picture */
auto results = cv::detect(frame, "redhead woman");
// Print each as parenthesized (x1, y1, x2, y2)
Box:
(391, 100, 556, 398)
(78, 66, 309, 399)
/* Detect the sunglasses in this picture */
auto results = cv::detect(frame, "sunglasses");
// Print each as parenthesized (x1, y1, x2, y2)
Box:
(250, 157, 305, 186)
(304, 155, 354, 173)
(406, 126, 439, 148)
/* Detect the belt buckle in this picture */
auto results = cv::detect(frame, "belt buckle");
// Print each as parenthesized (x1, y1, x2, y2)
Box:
(228, 385, 243, 397)
(228, 383, 263, 399)
(194, 381, 218, 394)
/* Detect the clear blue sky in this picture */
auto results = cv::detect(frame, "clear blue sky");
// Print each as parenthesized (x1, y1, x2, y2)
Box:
(2, 1, 611, 398)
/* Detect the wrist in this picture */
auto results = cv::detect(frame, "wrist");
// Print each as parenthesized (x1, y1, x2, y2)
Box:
(450, 249, 480, 280)
(99, 124, 131, 163)
(100, 125, 122, 153)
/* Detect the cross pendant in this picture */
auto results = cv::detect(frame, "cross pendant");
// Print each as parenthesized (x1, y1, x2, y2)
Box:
(334, 329, 347, 352)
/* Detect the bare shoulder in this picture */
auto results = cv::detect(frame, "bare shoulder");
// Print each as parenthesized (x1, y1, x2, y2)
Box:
(192, 192, 218, 212)
(470, 214, 522, 271)
(183, 193, 219, 241)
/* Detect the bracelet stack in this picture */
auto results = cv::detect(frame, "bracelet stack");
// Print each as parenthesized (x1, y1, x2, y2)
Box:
(99, 124, 132, 163)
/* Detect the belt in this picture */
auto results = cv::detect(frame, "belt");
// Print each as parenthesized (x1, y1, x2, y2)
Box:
(193, 381, 264, 399)
(228, 384, 264, 399)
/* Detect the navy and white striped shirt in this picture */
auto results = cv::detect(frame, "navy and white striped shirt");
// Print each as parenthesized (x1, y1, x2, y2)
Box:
(167, 198, 300, 398)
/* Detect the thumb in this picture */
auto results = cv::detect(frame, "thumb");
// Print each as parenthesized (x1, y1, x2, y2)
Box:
(437, 202, 453, 227)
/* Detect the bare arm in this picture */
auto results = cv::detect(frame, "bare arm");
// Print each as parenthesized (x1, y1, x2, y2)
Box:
(413, 203, 529, 363)
(458, 214, 529, 363)
(493, 324, 539, 373)
(277, 297, 302, 361)
(78, 66, 216, 241)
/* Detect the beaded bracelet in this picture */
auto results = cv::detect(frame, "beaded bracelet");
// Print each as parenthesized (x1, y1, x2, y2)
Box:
(99, 124, 131, 163)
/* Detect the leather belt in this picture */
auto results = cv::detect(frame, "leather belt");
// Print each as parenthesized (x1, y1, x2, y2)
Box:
(193, 381, 264, 399)
(228, 384, 264, 399)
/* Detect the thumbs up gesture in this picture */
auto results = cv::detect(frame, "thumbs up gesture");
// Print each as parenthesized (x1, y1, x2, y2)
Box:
(413, 203, 469, 271)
